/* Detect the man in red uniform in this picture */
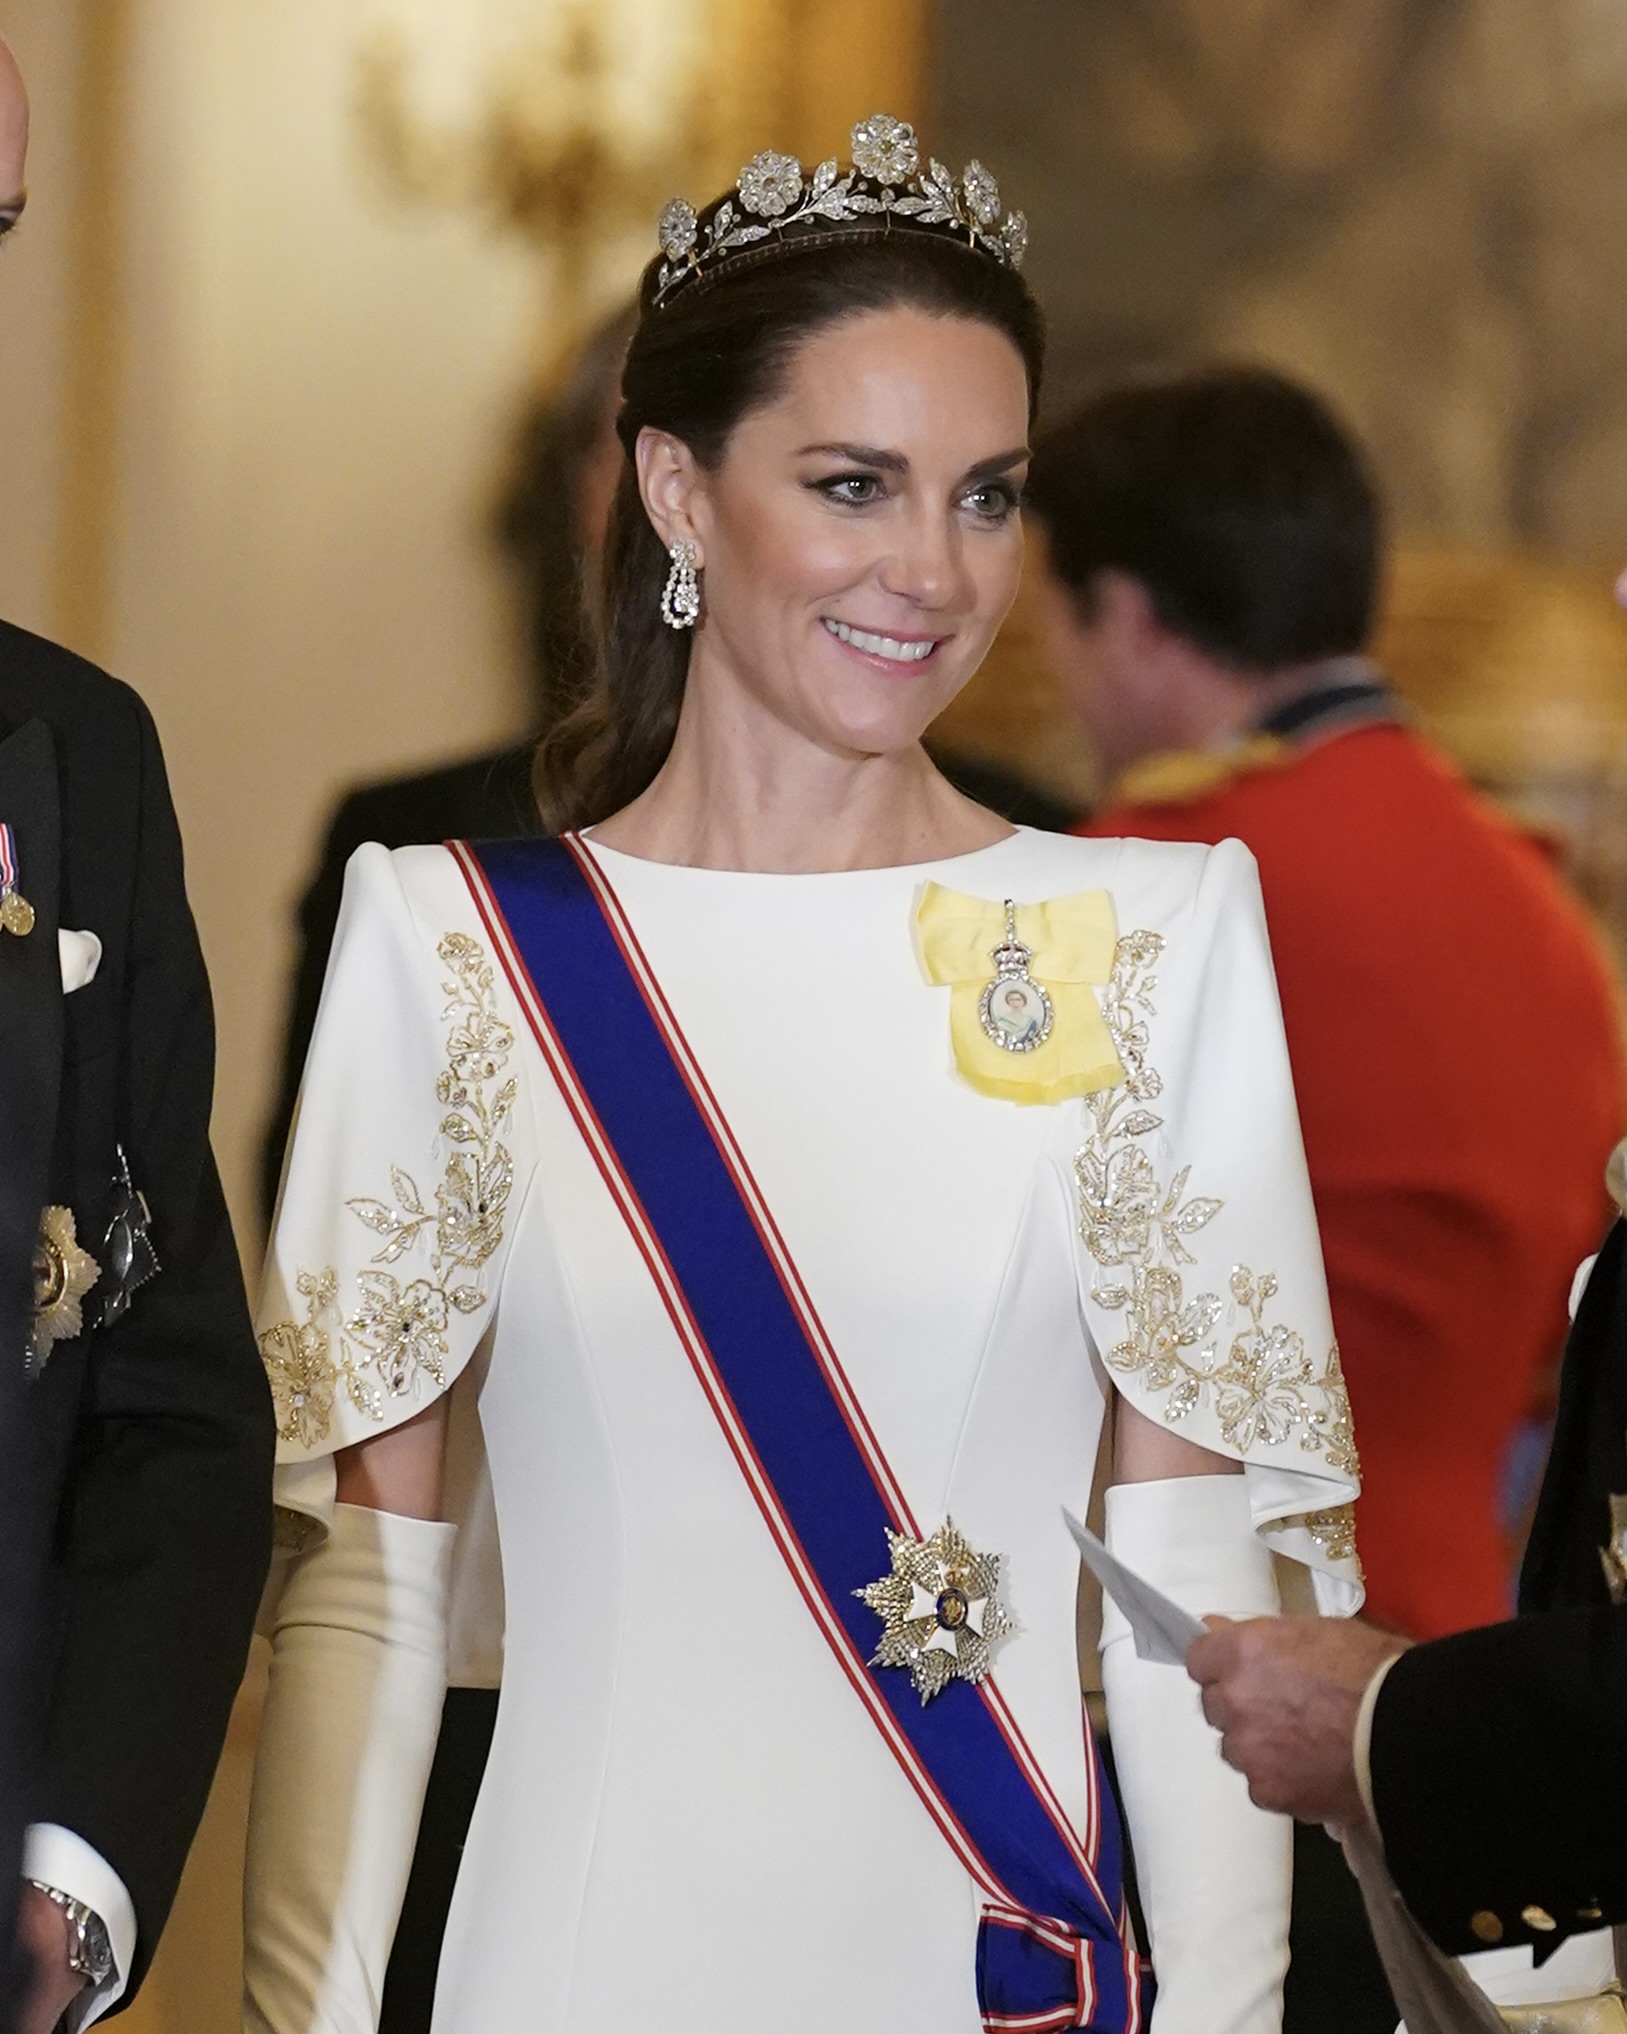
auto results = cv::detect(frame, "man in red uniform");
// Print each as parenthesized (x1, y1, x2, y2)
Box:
(1027, 366, 1625, 2031)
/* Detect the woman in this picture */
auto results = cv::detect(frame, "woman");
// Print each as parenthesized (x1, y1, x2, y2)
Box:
(245, 115, 1361, 2034)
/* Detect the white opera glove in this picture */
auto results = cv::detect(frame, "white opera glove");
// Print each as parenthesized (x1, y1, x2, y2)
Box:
(1100, 1475, 1290, 2034)
(244, 1502, 454, 2034)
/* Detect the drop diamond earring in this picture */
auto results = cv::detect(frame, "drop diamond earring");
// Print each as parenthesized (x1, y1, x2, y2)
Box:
(660, 539, 702, 630)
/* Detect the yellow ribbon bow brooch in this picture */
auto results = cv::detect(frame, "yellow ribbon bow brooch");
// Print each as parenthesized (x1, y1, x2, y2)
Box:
(914, 884, 1127, 1106)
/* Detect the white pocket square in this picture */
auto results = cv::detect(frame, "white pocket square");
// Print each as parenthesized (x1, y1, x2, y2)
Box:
(59, 928, 102, 994)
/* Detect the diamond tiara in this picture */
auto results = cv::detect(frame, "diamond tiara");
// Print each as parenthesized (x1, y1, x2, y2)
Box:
(652, 112, 1028, 311)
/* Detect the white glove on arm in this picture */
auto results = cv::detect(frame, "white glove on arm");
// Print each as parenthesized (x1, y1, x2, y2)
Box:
(244, 1501, 454, 2034)
(1100, 1474, 1289, 2034)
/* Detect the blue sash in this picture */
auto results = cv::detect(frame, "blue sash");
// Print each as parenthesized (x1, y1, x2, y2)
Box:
(458, 833, 1145, 2034)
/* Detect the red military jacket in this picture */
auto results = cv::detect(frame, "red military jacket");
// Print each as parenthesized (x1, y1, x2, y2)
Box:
(1080, 680, 1625, 1637)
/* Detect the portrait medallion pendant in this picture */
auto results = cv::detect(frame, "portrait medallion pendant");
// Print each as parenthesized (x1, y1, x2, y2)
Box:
(977, 898, 1053, 1055)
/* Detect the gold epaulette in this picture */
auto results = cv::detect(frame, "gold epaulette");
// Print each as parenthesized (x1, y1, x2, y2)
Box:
(1110, 735, 1290, 810)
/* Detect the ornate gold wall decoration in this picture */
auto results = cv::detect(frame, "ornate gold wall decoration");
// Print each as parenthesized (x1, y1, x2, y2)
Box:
(355, 2, 703, 382)
(353, 0, 932, 387)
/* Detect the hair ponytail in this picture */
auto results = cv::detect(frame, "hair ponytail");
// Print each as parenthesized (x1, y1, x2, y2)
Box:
(533, 467, 690, 832)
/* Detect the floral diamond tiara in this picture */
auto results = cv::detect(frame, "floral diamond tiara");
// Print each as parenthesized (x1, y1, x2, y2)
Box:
(652, 112, 1028, 310)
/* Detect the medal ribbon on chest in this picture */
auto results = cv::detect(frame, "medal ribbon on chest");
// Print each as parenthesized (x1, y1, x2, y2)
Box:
(0, 823, 36, 936)
(914, 883, 1127, 1104)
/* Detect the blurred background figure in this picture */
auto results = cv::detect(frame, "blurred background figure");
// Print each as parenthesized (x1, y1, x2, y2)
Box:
(1027, 365, 1627, 2034)
(257, 304, 633, 1226)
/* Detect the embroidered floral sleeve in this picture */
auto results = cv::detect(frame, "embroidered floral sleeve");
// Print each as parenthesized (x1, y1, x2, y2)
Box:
(1079, 931, 1357, 1476)
(257, 849, 526, 1488)
(1074, 842, 1363, 1608)
(260, 931, 514, 1448)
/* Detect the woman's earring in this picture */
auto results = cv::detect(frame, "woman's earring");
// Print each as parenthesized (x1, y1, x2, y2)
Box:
(660, 539, 702, 630)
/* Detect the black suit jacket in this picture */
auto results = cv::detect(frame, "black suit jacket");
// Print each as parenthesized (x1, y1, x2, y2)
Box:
(1370, 1216, 1627, 1958)
(0, 620, 274, 2003)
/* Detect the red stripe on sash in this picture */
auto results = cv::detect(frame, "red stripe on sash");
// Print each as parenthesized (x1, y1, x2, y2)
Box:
(451, 834, 1142, 2030)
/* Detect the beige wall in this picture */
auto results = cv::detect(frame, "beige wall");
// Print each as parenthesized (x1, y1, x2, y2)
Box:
(0, 2, 80, 636)
(3, 0, 566, 1266)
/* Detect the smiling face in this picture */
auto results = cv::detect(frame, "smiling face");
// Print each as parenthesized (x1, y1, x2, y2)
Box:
(0, 39, 28, 243)
(637, 306, 1031, 762)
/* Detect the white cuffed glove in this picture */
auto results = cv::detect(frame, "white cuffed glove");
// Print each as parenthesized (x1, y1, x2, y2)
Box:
(1100, 1475, 1290, 2034)
(244, 1502, 454, 2034)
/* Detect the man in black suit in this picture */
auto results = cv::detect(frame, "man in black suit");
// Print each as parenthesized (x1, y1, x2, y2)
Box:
(1189, 1206, 1627, 1963)
(0, 37, 274, 2033)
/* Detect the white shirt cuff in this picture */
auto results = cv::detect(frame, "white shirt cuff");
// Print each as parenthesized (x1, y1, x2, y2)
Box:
(1352, 1652, 1403, 1831)
(22, 1823, 135, 2027)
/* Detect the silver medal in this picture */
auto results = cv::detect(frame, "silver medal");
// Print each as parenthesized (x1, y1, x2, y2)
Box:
(978, 898, 1053, 1054)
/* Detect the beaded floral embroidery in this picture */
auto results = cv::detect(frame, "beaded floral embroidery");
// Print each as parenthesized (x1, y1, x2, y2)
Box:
(261, 932, 515, 1447)
(1304, 1505, 1359, 1566)
(1076, 930, 1359, 1481)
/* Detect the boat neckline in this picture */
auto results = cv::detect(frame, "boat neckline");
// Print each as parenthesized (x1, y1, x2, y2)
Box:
(577, 825, 1035, 881)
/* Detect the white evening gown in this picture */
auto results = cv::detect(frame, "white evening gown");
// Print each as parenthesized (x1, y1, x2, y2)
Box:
(260, 825, 1360, 2034)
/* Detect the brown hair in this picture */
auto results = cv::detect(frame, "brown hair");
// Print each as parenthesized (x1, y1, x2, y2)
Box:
(534, 228, 1045, 831)
(1027, 367, 1381, 673)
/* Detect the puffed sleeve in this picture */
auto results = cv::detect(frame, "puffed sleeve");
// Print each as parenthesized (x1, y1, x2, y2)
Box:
(1075, 836, 1363, 1613)
(257, 842, 527, 1547)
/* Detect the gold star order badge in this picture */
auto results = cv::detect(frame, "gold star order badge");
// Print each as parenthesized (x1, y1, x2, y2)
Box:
(855, 1518, 1015, 1704)
(1602, 1493, 1627, 1604)
(29, 1206, 100, 1376)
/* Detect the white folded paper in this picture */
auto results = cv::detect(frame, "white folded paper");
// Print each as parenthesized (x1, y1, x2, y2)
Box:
(1062, 1506, 1207, 1666)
